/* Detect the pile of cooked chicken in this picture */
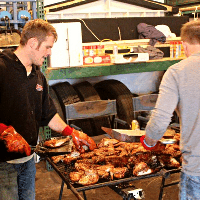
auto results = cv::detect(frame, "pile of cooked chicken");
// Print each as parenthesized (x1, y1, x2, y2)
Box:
(50, 132, 181, 186)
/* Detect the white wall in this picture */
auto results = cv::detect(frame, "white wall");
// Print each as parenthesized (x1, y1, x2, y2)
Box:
(45, 0, 165, 19)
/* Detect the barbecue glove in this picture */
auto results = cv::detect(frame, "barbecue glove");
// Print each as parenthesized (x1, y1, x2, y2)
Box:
(62, 126, 97, 153)
(140, 135, 157, 150)
(140, 135, 165, 151)
(0, 125, 31, 156)
(0, 123, 8, 134)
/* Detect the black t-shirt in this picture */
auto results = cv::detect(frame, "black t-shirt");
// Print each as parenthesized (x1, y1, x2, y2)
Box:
(0, 49, 57, 145)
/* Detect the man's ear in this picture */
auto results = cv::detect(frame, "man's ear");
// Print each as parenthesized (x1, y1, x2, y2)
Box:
(182, 41, 188, 57)
(27, 38, 38, 49)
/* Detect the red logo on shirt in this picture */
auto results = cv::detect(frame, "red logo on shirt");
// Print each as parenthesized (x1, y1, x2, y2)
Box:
(36, 84, 43, 91)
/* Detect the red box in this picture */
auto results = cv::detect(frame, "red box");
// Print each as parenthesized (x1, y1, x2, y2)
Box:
(83, 55, 111, 65)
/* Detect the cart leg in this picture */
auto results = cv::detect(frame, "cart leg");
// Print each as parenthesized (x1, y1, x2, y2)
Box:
(159, 176, 166, 200)
(82, 191, 87, 200)
(59, 180, 65, 200)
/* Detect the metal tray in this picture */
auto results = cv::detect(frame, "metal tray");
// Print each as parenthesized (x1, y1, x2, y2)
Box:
(34, 136, 73, 157)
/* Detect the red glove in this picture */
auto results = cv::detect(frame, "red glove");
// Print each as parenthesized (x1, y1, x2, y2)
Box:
(62, 126, 97, 153)
(140, 135, 157, 150)
(0, 126, 31, 156)
(0, 123, 8, 134)
(140, 135, 165, 151)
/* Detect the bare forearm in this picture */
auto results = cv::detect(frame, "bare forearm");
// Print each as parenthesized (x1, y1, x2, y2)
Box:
(48, 113, 67, 133)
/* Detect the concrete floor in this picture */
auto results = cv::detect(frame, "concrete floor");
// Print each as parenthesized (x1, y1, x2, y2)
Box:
(35, 160, 180, 200)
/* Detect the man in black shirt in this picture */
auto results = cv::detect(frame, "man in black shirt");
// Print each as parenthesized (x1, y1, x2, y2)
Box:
(0, 19, 96, 200)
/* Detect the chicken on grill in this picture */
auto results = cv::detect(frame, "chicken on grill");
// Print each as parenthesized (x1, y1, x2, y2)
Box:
(98, 138, 119, 148)
(78, 169, 99, 186)
(56, 135, 181, 186)
(44, 137, 70, 148)
(110, 167, 128, 179)
(95, 164, 115, 179)
(69, 171, 84, 182)
(133, 162, 153, 176)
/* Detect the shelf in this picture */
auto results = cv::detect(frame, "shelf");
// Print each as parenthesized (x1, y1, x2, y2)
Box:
(82, 37, 181, 50)
(45, 57, 183, 80)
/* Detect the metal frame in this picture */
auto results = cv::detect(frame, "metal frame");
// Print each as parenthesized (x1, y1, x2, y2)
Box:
(46, 157, 181, 200)
(65, 99, 117, 124)
(0, 0, 37, 29)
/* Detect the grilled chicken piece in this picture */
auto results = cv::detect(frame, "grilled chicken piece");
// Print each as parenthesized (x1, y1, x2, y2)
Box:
(115, 147, 128, 157)
(78, 169, 99, 186)
(115, 142, 140, 154)
(131, 144, 148, 154)
(80, 151, 95, 159)
(163, 144, 181, 158)
(110, 167, 128, 179)
(128, 155, 138, 166)
(158, 155, 180, 168)
(96, 164, 114, 178)
(96, 164, 114, 172)
(63, 151, 80, 164)
(105, 155, 129, 167)
(69, 171, 84, 182)
(169, 157, 180, 168)
(94, 146, 116, 156)
(133, 162, 153, 176)
(51, 155, 65, 163)
(152, 142, 165, 152)
(97, 170, 110, 179)
(98, 138, 119, 148)
(136, 152, 152, 163)
(75, 162, 92, 171)
(51, 151, 80, 164)
(92, 156, 105, 163)
(44, 137, 70, 148)
(76, 158, 94, 164)
(63, 155, 78, 164)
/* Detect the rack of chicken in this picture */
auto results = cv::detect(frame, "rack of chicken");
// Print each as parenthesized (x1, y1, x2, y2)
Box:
(46, 132, 181, 198)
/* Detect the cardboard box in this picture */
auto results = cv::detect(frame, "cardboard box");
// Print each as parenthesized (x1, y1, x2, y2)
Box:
(83, 55, 111, 65)
(111, 53, 149, 64)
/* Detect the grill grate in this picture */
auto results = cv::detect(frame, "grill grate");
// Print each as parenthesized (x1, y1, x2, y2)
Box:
(46, 156, 181, 192)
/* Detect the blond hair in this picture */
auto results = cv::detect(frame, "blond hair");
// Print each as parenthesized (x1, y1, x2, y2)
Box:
(20, 19, 57, 48)
(181, 20, 200, 44)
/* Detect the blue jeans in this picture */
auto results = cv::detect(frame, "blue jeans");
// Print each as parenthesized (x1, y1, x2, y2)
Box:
(180, 172, 200, 200)
(0, 156, 36, 200)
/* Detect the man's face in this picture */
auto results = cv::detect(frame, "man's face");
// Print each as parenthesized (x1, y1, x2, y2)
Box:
(32, 35, 55, 66)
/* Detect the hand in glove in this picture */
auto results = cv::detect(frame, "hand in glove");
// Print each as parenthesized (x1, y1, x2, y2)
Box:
(140, 135, 165, 151)
(0, 123, 8, 134)
(0, 125, 31, 156)
(62, 126, 97, 153)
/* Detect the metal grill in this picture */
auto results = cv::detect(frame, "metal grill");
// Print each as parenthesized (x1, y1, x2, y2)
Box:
(46, 156, 181, 200)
